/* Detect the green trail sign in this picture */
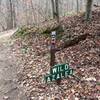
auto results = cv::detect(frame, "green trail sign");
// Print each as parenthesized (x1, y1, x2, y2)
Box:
(44, 64, 73, 83)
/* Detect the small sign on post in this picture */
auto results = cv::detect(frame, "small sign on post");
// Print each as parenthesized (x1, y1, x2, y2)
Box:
(44, 64, 74, 83)
(50, 31, 61, 84)
(50, 31, 56, 66)
(46, 31, 74, 84)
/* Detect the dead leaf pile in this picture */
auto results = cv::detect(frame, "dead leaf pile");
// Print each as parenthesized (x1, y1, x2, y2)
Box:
(12, 10, 100, 100)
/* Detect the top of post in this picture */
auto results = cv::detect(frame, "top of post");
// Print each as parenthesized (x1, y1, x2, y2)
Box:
(51, 31, 56, 36)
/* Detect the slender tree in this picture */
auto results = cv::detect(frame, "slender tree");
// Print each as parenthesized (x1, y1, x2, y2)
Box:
(12, 2, 16, 28)
(55, 0, 59, 22)
(51, 0, 56, 19)
(51, 0, 59, 22)
(6, 0, 14, 29)
(85, 0, 93, 21)
(76, 0, 79, 14)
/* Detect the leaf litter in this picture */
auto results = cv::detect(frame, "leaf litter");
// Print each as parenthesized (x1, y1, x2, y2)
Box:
(12, 10, 100, 100)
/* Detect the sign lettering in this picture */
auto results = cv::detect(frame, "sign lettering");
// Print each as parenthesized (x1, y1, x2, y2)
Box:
(44, 64, 74, 83)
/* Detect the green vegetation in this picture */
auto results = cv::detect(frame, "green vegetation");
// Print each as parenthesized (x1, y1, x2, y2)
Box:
(14, 26, 31, 37)
(14, 21, 64, 39)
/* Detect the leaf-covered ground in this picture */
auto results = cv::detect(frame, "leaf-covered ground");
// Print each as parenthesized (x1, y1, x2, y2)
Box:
(12, 10, 100, 100)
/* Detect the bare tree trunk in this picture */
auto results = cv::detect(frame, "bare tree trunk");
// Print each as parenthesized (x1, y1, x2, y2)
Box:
(51, 0, 59, 23)
(0, 0, 2, 14)
(76, 0, 79, 14)
(0, 22, 6, 31)
(85, 0, 93, 21)
(6, 0, 13, 29)
(0, 0, 2, 6)
(51, 0, 56, 19)
(80, 0, 82, 11)
(45, 0, 52, 20)
(55, 0, 59, 22)
(30, 0, 38, 25)
(13, 2, 16, 28)
(56, 33, 89, 52)
(71, 0, 74, 11)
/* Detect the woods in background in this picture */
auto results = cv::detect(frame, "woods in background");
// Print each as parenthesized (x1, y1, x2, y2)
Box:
(0, 0, 99, 32)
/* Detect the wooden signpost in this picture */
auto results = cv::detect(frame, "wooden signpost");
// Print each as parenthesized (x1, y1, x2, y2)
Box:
(50, 31, 61, 84)
(44, 31, 74, 84)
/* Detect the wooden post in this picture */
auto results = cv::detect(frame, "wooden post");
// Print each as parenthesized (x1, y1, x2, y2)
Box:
(50, 31, 61, 85)
(50, 31, 56, 66)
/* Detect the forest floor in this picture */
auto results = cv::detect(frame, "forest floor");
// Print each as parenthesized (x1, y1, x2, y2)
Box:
(12, 10, 100, 100)
(0, 30, 27, 100)
(0, 9, 100, 100)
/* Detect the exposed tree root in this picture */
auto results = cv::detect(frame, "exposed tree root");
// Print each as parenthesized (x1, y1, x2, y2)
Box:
(56, 33, 89, 52)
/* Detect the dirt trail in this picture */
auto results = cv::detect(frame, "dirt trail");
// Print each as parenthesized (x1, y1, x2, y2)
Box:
(0, 30, 27, 100)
